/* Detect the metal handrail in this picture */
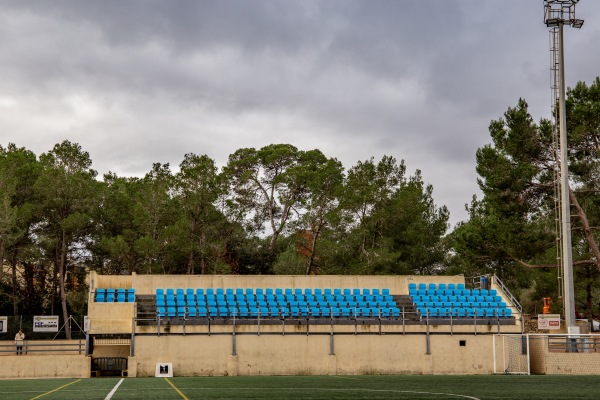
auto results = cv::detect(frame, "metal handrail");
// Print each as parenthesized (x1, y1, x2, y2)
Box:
(492, 274, 523, 313)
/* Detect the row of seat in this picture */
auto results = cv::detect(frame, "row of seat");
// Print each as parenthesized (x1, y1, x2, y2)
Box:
(409, 283, 494, 297)
(157, 305, 402, 318)
(95, 288, 135, 303)
(157, 287, 391, 297)
(417, 307, 513, 318)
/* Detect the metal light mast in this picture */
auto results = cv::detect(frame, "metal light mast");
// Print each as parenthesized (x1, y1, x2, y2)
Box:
(543, 0, 584, 335)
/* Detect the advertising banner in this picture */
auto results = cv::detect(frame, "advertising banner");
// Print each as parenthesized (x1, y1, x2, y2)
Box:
(33, 316, 59, 332)
(538, 314, 561, 330)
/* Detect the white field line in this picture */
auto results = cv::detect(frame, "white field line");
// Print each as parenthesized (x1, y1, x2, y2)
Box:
(104, 378, 124, 400)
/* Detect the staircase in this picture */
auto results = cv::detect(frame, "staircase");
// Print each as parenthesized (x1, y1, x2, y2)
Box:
(393, 295, 421, 324)
(135, 295, 157, 325)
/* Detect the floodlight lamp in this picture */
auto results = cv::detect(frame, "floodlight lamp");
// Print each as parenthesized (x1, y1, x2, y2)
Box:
(545, 18, 561, 27)
(571, 19, 584, 28)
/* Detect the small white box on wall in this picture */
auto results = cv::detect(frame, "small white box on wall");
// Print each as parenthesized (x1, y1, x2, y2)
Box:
(155, 362, 173, 377)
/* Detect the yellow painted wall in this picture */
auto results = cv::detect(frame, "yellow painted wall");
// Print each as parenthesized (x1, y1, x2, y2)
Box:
(0, 355, 90, 379)
(132, 334, 494, 377)
(89, 272, 465, 296)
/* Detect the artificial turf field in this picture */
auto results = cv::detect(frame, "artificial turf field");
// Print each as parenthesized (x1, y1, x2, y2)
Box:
(1, 375, 599, 400)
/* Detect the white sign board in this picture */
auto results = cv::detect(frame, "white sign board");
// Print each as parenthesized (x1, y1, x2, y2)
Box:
(84, 316, 90, 333)
(538, 314, 561, 330)
(33, 316, 59, 332)
(0, 316, 7, 333)
(155, 362, 173, 377)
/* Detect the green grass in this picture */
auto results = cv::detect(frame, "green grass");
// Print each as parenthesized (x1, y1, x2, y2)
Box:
(2, 375, 600, 400)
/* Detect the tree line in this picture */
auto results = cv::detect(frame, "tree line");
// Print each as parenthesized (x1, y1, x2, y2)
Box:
(0, 142, 449, 335)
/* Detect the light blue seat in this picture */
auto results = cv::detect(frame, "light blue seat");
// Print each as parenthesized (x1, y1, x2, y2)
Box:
(156, 288, 164, 296)
(157, 307, 166, 317)
(334, 288, 342, 296)
(236, 288, 244, 296)
(503, 309, 513, 317)
(177, 306, 186, 317)
(176, 288, 184, 296)
(206, 288, 214, 295)
(363, 288, 370, 296)
(198, 307, 207, 317)
(216, 288, 224, 295)
(116, 293, 126, 302)
(167, 307, 176, 317)
(226, 288, 234, 295)
(438, 284, 446, 291)
(238, 307, 249, 317)
(275, 288, 283, 295)
(285, 288, 293, 296)
(218, 306, 228, 317)
(246, 288, 253, 295)
(249, 307, 259, 317)
(343, 288, 351, 296)
(266, 288, 273, 295)
(259, 307, 269, 317)
(196, 288, 204, 298)
(188, 307, 197, 317)
(208, 307, 218, 317)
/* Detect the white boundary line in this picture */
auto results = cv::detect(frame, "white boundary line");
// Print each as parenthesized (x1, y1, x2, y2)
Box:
(104, 378, 124, 400)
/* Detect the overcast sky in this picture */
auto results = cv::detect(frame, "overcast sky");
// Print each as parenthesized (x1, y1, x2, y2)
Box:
(1, 1, 598, 228)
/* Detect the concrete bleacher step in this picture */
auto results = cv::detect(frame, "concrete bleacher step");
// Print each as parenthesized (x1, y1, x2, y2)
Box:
(393, 295, 421, 322)
(135, 295, 157, 325)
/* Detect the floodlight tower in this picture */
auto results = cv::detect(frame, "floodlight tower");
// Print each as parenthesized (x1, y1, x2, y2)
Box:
(543, 0, 583, 336)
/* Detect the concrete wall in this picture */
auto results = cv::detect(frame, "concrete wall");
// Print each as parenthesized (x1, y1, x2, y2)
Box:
(132, 333, 494, 377)
(0, 355, 90, 378)
(89, 272, 466, 296)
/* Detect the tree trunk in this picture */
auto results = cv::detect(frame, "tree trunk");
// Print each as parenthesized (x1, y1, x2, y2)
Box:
(306, 227, 321, 276)
(11, 257, 19, 316)
(569, 189, 600, 271)
(59, 231, 71, 339)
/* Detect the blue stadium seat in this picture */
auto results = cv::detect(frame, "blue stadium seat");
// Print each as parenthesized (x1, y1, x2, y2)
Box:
(117, 293, 126, 303)
(156, 288, 164, 296)
(438, 284, 446, 291)
(229, 306, 238, 317)
(106, 289, 115, 302)
(198, 307, 207, 317)
(157, 307, 166, 317)
(176, 288, 184, 296)
(363, 288, 370, 296)
(209, 307, 218, 317)
(238, 307, 249, 317)
(265, 288, 273, 295)
(236, 288, 244, 296)
(186, 288, 194, 298)
(206, 288, 214, 295)
(246, 288, 253, 295)
(334, 288, 342, 296)
(215, 288, 223, 295)
(167, 307, 176, 317)
(188, 307, 197, 317)
(275, 288, 283, 295)
(218, 306, 228, 317)
(249, 307, 259, 317)
(343, 288, 351, 296)
(259, 307, 269, 317)
(503, 309, 512, 317)
(196, 288, 204, 298)
(285, 288, 293, 296)
(324, 288, 332, 296)
(310, 307, 320, 317)
(177, 306, 186, 317)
